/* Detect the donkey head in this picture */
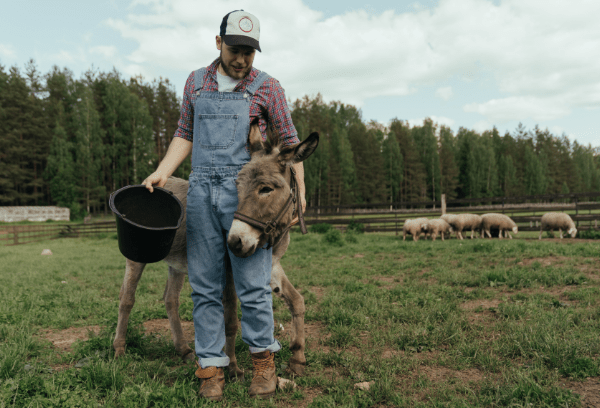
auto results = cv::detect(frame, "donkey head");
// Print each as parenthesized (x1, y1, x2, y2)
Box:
(227, 124, 319, 258)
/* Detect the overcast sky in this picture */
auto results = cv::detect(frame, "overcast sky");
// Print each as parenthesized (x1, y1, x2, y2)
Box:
(2, 0, 599, 147)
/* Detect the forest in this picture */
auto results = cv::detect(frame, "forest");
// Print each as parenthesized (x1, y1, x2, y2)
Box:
(1, 60, 599, 217)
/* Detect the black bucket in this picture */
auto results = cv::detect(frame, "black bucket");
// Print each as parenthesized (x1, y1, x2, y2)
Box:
(109, 185, 184, 263)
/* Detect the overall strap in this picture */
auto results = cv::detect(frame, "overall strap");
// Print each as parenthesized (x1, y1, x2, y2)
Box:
(194, 68, 207, 93)
(245, 71, 270, 96)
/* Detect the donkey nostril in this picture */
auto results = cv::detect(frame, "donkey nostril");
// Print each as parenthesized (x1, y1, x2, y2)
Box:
(229, 236, 242, 250)
(273, 287, 280, 293)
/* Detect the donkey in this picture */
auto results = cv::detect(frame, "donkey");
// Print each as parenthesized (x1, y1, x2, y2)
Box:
(113, 125, 319, 378)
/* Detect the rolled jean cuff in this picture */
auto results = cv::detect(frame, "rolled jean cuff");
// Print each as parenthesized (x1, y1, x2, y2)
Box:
(199, 356, 230, 369)
(249, 339, 282, 354)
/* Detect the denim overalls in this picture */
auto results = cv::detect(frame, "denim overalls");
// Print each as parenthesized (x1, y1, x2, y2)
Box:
(186, 67, 281, 369)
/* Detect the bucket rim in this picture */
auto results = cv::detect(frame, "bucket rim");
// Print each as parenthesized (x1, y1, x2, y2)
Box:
(109, 184, 184, 231)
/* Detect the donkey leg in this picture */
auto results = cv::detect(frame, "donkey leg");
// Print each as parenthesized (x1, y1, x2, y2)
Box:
(223, 259, 244, 379)
(276, 272, 307, 376)
(114, 259, 145, 358)
(164, 267, 195, 361)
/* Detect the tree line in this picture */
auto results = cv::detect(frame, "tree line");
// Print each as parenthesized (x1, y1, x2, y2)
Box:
(1, 62, 599, 218)
(292, 95, 600, 207)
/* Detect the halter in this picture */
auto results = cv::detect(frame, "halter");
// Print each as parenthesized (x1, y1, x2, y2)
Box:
(233, 166, 308, 249)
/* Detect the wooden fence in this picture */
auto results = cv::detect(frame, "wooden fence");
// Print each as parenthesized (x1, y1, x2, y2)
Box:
(303, 194, 600, 234)
(2, 191, 600, 245)
(0, 221, 117, 246)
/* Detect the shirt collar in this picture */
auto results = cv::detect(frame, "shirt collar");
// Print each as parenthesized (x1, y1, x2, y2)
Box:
(207, 58, 259, 92)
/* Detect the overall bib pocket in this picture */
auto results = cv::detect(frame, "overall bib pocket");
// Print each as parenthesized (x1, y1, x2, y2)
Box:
(198, 114, 239, 149)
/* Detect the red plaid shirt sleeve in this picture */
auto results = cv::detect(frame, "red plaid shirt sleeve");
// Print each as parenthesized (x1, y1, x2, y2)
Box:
(173, 72, 195, 142)
(174, 62, 299, 147)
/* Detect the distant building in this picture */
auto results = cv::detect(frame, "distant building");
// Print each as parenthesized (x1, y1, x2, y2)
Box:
(0, 207, 70, 222)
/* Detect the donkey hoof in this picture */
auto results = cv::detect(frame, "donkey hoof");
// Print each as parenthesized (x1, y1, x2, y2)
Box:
(114, 347, 126, 358)
(181, 350, 196, 362)
(288, 359, 306, 377)
(227, 366, 245, 382)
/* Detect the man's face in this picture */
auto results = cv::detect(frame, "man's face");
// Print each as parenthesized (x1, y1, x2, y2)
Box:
(216, 36, 256, 80)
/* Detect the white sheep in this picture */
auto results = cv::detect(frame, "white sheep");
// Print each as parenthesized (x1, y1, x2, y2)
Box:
(421, 218, 453, 241)
(481, 213, 518, 239)
(538, 212, 577, 239)
(403, 217, 429, 241)
(441, 214, 482, 240)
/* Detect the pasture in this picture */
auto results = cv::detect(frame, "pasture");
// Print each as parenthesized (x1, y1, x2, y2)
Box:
(1, 232, 600, 407)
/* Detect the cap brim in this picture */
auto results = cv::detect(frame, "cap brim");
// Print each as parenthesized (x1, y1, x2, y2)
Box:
(223, 35, 261, 52)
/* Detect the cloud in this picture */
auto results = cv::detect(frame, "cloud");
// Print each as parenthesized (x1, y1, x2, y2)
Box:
(435, 86, 453, 101)
(0, 43, 16, 60)
(103, 0, 600, 121)
(90, 46, 118, 59)
(463, 96, 572, 123)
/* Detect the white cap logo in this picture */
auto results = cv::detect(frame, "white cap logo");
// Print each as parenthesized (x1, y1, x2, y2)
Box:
(239, 17, 253, 33)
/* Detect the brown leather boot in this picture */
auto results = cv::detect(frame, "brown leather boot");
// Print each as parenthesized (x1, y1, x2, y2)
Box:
(195, 365, 225, 401)
(248, 350, 277, 398)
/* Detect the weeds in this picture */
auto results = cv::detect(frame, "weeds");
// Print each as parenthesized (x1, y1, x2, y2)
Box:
(1, 234, 599, 406)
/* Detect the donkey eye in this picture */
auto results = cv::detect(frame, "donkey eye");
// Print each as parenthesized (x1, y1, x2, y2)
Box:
(259, 186, 274, 195)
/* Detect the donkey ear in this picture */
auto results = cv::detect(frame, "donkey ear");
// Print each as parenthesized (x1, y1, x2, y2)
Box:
(248, 122, 264, 155)
(279, 132, 319, 165)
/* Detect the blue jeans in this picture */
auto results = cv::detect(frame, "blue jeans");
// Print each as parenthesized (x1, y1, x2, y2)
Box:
(186, 168, 281, 369)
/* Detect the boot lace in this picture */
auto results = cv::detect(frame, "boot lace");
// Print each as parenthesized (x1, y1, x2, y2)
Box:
(253, 353, 273, 378)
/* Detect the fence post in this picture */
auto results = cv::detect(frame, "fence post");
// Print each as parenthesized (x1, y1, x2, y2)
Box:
(12, 226, 18, 245)
(441, 194, 446, 215)
(575, 197, 579, 228)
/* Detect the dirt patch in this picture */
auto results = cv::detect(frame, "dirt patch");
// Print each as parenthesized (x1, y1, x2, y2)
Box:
(353, 253, 365, 258)
(560, 378, 600, 408)
(303, 321, 329, 353)
(367, 275, 399, 289)
(460, 299, 502, 311)
(297, 387, 322, 407)
(142, 319, 195, 343)
(417, 366, 485, 383)
(382, 348, 404, 359)
(372, 276, 396, 284)
(309, 286, 326, 302)
(40, 326, 101, 352)
(516, 256, 571, 267)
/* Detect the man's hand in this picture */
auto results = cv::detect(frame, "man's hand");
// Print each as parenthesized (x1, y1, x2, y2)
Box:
(143, 172, 169, 193)
(143, 137, 193, 193)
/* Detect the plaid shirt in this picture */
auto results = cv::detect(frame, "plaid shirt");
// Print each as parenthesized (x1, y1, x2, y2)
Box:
(174, 58, 299, 147)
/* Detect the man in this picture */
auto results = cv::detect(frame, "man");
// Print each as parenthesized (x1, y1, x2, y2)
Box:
(142, 10, 305, 401)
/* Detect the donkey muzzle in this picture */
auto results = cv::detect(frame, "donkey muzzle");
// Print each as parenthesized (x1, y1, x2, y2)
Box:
(228, 219, 262, 258)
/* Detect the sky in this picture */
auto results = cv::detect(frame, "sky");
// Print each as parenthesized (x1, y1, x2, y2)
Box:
(2, 0, 599, 148)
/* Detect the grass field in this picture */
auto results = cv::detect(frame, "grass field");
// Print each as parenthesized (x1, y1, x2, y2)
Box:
(1, 232, 600, 407)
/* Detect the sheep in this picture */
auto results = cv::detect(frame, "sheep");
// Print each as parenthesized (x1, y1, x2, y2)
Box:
(403, 217, 429, 241)
(538, 212, 577, 239)
(481, 213, 518, 239)
(421, 218, 453, 241)
(441, 214, 482, 240)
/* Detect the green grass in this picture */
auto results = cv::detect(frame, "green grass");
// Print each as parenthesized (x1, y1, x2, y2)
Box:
(1, 233, 599, 406)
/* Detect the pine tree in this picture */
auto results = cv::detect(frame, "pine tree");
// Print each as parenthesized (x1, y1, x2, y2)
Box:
(411, 118, 441, 201)
(72, 77, 105, 214)
(24, 59, 51, 204)
(382, 130, 403, 203)
(0, 66, 36, 205)
(389, 118, 426, 202)
(438, 126, 459, 200)
(44, 122, 77, 213)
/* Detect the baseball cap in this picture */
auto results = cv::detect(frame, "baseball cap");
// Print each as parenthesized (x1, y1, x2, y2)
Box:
(220, 10, 261, 52)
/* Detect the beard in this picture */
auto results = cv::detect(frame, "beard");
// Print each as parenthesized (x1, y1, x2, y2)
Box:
(219, 52, 252, 80)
